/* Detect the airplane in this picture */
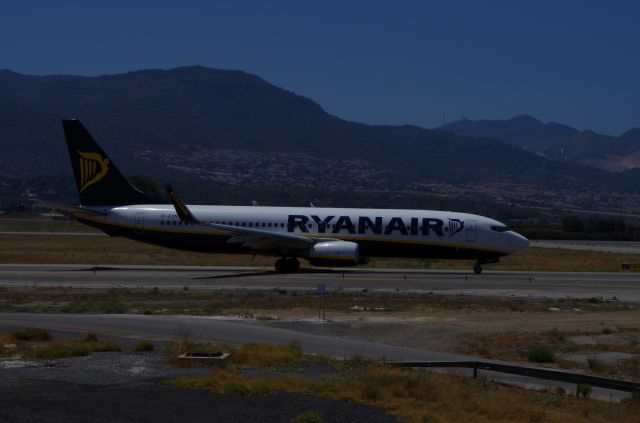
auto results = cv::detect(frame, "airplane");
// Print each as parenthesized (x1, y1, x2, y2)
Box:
(55, 119, 529, 274)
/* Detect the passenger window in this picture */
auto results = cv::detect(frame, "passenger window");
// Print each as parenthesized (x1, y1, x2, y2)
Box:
(268, 223, 272, 227)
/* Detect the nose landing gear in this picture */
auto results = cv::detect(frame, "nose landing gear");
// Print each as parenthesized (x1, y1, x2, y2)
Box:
(275, 257, 300, 273)
(473, 258, 499, 275)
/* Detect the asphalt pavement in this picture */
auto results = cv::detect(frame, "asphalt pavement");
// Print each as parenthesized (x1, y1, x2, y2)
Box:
(0, 264, 638, 301)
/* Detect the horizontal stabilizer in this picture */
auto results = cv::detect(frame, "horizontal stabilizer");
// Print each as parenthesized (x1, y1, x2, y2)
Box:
(34, 199, 109, 216)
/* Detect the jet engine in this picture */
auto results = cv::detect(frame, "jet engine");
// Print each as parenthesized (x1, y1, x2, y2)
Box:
(307, 241, 360, 266)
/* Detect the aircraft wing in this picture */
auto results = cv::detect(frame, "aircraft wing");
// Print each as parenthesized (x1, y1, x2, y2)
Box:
(166, 186, 315, 251)
(206, 221, 313, 250)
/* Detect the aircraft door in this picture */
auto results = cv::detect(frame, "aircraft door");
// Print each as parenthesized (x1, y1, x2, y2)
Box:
(466, 219, 476, 242)
(134, 212, 145, 235)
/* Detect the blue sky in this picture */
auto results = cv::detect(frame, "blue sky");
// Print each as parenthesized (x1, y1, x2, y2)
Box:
(1, 0, 639, 135)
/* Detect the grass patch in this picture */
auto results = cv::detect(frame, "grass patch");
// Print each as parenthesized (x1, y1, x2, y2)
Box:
(169, 361, 640, 423)
(103, 301, 128, 314)
(0, 330, 122, 360)
(12, 328, 52, 342)
(228, 340, 306, 370)
(31, 340, 121, 359)
(1, 285, 630, 317)
(166, 336, 314, 371)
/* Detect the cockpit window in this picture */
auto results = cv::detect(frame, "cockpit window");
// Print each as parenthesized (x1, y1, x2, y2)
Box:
(490, 225, 509, 233)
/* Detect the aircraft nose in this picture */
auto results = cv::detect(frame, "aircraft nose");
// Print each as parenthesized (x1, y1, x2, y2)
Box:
(509, 231, 529, 252)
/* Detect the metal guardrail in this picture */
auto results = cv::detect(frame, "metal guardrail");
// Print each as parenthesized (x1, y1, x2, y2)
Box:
(387, 361, 640, 394)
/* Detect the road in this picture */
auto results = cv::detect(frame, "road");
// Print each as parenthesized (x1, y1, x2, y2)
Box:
(0, 264, 639, 301)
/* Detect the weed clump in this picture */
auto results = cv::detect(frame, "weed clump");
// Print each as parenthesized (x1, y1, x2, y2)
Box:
(587, 356, 604, 371)
(550, 327, 564, 341)
(577, 383, 592, 398)
(84, 332, 99, 342)
(103, 301, 128, 314)
(12, 328, 52, 342)
(222, 382, 248, 396)
(360, 382, 382, 401)
(293, 410, 323, 423)
(528, 347, 555, 363)
(134, 340, 155, 352)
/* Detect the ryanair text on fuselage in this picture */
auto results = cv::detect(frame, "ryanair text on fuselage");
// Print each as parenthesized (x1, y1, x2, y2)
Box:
(287, 215, 464, 237)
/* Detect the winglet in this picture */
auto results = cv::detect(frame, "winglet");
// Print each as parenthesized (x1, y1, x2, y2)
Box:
(165, 185, 200, 224)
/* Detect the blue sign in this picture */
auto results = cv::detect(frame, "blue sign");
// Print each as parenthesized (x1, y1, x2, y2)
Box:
(316, 283, 326, 295)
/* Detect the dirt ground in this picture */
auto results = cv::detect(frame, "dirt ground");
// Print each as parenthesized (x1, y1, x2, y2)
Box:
(249, 307, 638, 351)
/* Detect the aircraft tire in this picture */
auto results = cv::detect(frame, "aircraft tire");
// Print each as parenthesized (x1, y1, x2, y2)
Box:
(275, 258, 287, 273)
(286, 258, 300, 272)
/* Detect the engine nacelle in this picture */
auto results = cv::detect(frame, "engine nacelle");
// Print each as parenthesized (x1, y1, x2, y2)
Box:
(307, 241, 359, 267)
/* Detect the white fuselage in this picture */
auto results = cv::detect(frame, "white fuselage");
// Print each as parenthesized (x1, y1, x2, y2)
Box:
(79, 204, 529, 260)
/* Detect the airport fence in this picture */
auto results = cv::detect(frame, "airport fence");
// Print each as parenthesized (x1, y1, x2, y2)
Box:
(386, 360, 640, 395)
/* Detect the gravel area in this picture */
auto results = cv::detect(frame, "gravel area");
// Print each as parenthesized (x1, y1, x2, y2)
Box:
(0, 352, 209, 385)
(0, 347, 398, 423)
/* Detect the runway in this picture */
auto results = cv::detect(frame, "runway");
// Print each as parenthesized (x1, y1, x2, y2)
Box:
(0, 264, 639, 301)
(530, 240, 640, 255)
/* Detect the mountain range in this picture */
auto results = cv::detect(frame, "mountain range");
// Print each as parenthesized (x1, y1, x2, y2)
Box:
(0, 66, 638, 211)
(439, 115, 640, 172)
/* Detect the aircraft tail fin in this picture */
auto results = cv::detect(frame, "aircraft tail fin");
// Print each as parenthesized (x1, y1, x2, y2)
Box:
(62, 119, 165, 206)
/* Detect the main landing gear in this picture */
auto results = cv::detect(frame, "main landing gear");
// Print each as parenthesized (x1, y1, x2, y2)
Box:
(275, 257, 300, 273)
(473, 258, 499, 275)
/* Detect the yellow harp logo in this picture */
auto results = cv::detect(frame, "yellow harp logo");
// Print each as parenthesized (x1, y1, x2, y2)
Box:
(77, 151, 110, 193)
